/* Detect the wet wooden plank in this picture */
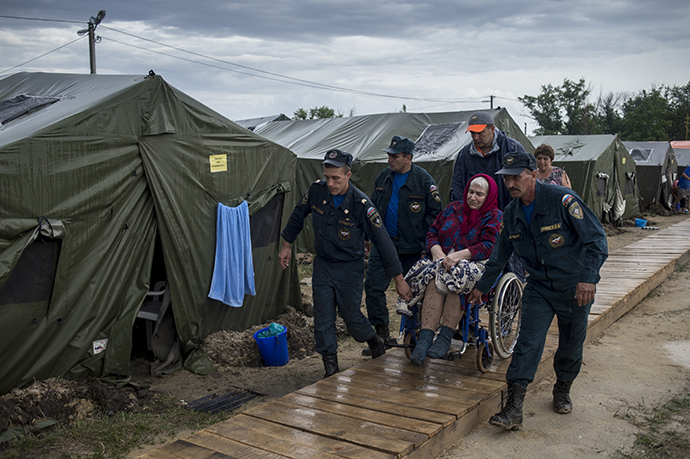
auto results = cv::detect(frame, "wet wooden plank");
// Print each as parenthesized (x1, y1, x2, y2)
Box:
(206, 415, 393, 459)
(244, 400, 427, 456)
(279, 393, 443, 437)
(184, 430, 290, 458)
(296, 383, 457, 427)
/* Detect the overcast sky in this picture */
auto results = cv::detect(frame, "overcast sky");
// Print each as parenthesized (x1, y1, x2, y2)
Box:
(1, 1, 689, 134)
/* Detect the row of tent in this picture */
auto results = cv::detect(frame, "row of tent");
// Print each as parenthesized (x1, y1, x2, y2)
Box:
(0, 71, 679, 394)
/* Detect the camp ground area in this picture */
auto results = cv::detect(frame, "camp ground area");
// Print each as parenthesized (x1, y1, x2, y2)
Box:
(135, 218, 690, 459)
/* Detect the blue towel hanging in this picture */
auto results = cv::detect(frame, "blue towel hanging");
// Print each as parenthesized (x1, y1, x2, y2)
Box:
(208, 201, 256, 306)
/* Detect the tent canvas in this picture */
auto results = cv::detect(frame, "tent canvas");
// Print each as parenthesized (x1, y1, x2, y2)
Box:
(623, 141, 676, 210)
(0, 72, 300, 394)
(672, 141, 690, 177)
(253, 108, 533, 252)
(529, 135, 640, 224)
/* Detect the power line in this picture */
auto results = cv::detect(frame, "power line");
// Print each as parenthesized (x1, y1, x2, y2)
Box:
(0, 36, 86, 75)
(0, 14, 83, 25)
(100, 25, 476, 104)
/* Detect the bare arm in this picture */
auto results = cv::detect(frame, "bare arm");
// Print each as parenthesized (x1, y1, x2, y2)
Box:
(278, 240, 291, 270)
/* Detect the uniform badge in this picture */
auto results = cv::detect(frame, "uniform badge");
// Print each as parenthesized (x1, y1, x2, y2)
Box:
(562, 194, 574, 207)
(568, 202, 584, 219)
(430, 184, 441, 203)
(549, 233, 565, 248)
(505, 156, 515, 165)
(301, 190, 309, 205)
(499, 221, 504, 235)
(410, 202, 421, 213)
(367, 206, 383, 228)
(328, 150, 338, 159)
(338, 228, 351, 240)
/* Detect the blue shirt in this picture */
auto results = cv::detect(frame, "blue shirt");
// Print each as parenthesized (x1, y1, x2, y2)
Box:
(332, 194, 345, 208)
(679, 165, 690, 189)
(521, 200, 536, 226)
(384, 171, 410, 237)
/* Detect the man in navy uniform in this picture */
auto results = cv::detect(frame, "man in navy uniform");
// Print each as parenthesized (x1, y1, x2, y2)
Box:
(468, 150, 608, 430)
(362, 136, 442, 356)
(279, 149, 412, 378)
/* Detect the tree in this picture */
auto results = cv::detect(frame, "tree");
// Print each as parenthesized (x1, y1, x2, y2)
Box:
(620, 87, 672, 141)
(519, 78, 598, 135)
(594, 91, 626, 135)
(666, 82, 690, 140)
(292, 106, 343, 120)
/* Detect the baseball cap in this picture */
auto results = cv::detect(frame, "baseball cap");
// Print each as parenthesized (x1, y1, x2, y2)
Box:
(496, 151, 537, 175)
(323, 149, 353, 167)
(382, 136, 415, 155)
(465, 111, 495, 133)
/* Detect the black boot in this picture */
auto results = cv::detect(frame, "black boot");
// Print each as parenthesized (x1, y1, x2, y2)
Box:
(489, 382, 526, 430)
(366, 335, 386, 359)
(322, 353, 339, 378)
(362, 324, 396, 356)
(426, 325, 455, 359)
(553, 379, 573, 414)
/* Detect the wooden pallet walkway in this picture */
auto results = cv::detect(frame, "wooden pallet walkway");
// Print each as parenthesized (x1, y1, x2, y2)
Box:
(136, 219, 690, 459)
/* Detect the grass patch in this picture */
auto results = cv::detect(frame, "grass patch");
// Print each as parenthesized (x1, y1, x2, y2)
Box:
(614, 394, 690, 458)
(0, 395, 233, 459)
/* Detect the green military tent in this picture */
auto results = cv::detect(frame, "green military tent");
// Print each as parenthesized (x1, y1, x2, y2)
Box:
(0, 72, 300, 394)
(624, 141, 676, 210)
(251, 108, 533, 252)
(529, 134, 640, 224)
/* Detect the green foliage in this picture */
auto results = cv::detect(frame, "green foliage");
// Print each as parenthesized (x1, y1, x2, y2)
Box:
(621, 87, 672, 141)
(519, 78, 597, 135)
(293, 106, 343, 120)
(521, 79, 690, 140)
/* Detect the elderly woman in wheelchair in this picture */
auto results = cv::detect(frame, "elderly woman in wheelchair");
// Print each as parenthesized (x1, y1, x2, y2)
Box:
(396, 173, 502, 366)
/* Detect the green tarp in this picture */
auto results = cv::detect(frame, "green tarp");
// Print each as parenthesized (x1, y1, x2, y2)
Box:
(0, 72, 300, 394)
(624, 141, 676, 210)
(252, 108, 533, 252)
(529, 134, 641, 224)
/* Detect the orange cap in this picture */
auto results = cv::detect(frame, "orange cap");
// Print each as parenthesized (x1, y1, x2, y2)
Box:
(466, 124, 487, 133)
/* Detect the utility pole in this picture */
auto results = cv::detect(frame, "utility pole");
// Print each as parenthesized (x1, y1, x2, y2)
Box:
(481, 95, 495, 109)
(77, 10, 106, 74)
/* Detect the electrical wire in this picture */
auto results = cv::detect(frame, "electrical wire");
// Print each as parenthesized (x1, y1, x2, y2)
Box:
(99, 25, 478, 104)
(0, 14, 84, 25)
(0, 36, 86, 75)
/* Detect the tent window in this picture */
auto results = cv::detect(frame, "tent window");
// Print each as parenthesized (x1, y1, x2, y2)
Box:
(0, 94, 60, 125)
(625, 172, 636, 195)
(597, 177, 607, 197)
(413, 123, 462, 157)
(249, 193, 284, 248)
(0, 237, 59, 305)
(630, 148, 652, 162)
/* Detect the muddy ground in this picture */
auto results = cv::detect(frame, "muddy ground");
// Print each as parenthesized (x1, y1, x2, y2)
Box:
(1, 212, 689, 458)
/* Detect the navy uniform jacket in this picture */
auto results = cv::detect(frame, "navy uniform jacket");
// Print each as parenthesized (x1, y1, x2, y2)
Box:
(282, 180, 403, 278)
(370, 164, 443, 255)
(475, 181, 608, 293)
(450, 129, 526, 209)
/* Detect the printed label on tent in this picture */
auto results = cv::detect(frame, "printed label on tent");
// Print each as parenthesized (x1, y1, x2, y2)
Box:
(209, 154, 228, 173)
(93, 339, 108, 355)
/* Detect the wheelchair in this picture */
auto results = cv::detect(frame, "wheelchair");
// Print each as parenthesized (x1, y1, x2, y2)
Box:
(397, 271, 523, 372)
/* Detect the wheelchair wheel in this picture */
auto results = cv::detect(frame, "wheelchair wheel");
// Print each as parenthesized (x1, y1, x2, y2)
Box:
(403, 329, 417, 360)
(476, 341, 493, 373)
(489, 272, 524, 359)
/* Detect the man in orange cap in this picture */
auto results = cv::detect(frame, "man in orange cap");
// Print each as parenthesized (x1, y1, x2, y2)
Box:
(450, 111, 527, 210)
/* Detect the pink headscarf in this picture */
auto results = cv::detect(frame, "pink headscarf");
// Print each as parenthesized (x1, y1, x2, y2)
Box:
(459, 173, 499, 235)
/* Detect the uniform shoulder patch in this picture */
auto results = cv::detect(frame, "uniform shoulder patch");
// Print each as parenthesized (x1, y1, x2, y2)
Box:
(561, 194, 574, 207)
(430, 184, 441, 203)
(366, 206, 383, 228)
(568, 202, 584, 219)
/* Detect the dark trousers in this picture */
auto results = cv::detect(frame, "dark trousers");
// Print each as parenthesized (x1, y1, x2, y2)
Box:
(312, 256, 375, 356)
(364, 245, 421, 328)
(507, 282, 592, 387)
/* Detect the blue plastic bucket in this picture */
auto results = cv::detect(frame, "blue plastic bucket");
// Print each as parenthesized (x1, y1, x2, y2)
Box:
(253, 326, 289, 366)
(635, 218, 647, 227)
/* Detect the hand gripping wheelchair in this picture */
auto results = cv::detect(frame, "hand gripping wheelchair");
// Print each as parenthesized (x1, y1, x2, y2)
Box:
(397, 271, 523, 372)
